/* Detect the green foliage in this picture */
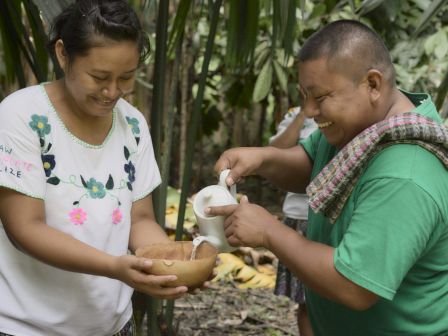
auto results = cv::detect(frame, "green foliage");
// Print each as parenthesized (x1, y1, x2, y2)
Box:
(0, 0, 49, 87)
(272, 0, 297, 55)
(1, 2, 448, 336)
(225, 0, 260, 70)
(167, 0, 192, 56)
(413, 0, 447, 36)
(253, 59, 273, 103)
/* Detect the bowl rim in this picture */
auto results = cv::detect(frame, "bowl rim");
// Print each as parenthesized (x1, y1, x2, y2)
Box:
(135, 241, 218, 262)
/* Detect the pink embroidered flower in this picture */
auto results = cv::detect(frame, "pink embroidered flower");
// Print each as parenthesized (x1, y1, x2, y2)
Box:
(69, 208, 87, 225)
(112, 208, 122, 224)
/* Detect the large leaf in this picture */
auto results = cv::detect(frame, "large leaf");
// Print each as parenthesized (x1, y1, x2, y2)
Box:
(413, 0, 447, 37)
(281, 0, 297, 57)
(23, 0, 49, 80)
(225, 0, 259, 70)
(0, 2, 25, 85)
(273, 59, 287, 93)
(252, 58, 272, 102)
(272, 0, 297, 57)
(356, 0, 385, 16)
(167, 0, 192, 56)
(0, 1, 48, 86)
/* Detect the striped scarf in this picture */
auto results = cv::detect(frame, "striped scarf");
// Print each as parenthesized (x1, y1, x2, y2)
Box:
(306, 112, 448, 224)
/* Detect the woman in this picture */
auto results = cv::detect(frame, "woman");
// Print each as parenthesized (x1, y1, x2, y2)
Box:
(0, 1, 186, 335)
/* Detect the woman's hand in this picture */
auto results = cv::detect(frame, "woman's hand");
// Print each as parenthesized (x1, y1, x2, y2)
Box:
(111, 255, 188, 300)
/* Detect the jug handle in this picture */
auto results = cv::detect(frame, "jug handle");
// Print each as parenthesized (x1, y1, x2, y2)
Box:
(218, 169, 236, 199)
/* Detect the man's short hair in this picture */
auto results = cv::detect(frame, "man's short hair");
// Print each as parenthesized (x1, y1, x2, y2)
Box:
(299, 20, 395, 86)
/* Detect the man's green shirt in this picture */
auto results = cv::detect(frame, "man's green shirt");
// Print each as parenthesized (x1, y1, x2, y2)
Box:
(300, 92, 448, 335)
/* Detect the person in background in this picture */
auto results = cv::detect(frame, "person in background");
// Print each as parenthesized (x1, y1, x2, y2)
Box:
(208, 19, 448, 335)
(269, 107, 316, 336)
(0, 1, 187, 335)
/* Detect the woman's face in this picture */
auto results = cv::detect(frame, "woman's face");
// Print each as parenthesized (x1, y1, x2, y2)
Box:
(57, 39, 140, 118)
(298, 58, 378, 149)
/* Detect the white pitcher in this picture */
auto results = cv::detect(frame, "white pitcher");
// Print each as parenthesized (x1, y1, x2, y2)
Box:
(193, 169, 237, 253)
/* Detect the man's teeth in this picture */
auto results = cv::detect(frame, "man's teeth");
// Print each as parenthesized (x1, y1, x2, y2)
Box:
(318, 121, 333, 129)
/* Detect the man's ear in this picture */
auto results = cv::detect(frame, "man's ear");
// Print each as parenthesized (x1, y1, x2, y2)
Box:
(365, 69, 383, 104)
(54, 39, 67, 72)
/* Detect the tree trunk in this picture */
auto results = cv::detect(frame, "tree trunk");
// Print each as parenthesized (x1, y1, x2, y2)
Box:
(179, 33, 192, 186)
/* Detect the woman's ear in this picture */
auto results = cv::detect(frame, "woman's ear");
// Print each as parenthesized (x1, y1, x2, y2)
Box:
(366, 69, 383, 104)
(54, 39, 67, 72)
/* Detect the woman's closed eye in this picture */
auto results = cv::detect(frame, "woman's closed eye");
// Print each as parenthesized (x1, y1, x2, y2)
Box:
(90, 74, 107, 81)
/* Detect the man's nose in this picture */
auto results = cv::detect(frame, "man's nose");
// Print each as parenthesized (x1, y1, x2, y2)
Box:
(302, 100, 319, 118)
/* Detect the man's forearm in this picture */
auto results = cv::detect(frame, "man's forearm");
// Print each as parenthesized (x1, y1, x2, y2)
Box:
(256, 146, 312, 193)
(265, 223, 378, 310)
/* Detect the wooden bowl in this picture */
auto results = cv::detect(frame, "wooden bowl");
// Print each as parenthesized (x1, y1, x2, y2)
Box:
(135, 241, 217, 288)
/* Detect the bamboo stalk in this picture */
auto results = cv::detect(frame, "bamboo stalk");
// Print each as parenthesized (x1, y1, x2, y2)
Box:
(175, 0, 223, 242)
(147, 0, 170, 334)
(160, 27, 183, 336)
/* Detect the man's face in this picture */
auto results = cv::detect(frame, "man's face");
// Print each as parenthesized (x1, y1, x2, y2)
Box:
(298, 58, 376, 149)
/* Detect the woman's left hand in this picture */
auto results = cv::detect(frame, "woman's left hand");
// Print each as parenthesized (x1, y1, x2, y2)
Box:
(111, 255, 189, 300)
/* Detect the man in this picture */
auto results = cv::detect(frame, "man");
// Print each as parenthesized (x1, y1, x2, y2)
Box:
(207, 20, 448, 335)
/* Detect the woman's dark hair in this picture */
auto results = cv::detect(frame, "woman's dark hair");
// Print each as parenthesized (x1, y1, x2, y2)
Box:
(47, 0, 150, 65)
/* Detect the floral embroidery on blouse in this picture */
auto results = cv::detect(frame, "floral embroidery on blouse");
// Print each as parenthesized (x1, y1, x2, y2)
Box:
(112, 208, 123, 224)
(123, 146, 135, 191)
(41, 154, 56, 177)
(126, 116, 140, 145)
(124, 161, 136, 183)
(84, 177, 106, 199)
(69, 208, 87, 225)
(30, 115, 56, 178)
(28, 113, 141, 226)
(29, 115, 51, 137)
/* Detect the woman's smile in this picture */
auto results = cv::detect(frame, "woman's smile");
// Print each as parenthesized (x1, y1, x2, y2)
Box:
(92, 96, 117, 108)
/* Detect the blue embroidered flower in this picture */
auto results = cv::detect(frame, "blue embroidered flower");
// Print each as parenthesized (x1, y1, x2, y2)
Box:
(29, 115, 51, 138)
(41, 154, 56, 177)
(126, 116, 140, 135)
(124, 161, 136, 183)
(86, 178, 106, 199)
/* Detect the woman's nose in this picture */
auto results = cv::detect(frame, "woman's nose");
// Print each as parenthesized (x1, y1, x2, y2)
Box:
(102, 82, 122, 99)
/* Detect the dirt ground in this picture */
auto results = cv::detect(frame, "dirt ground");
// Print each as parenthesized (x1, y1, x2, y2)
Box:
(170, 178, 297, 335)
(171, 281, 299, 336)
